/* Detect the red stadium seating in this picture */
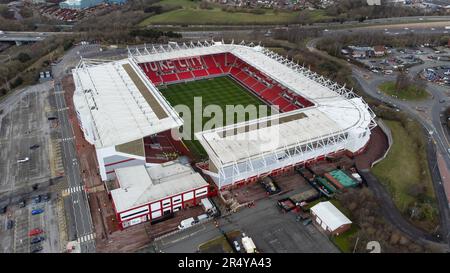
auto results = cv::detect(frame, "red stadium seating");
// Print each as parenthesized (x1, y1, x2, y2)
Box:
(178, 71, 194, 80)
(161, 73, 179, 83)
(207, 67, 223, 75)
(139, 53, 312, 112)
(202, 55, 217, 68)
(193, 69, 208, 77)
(213, 54, 226, 68)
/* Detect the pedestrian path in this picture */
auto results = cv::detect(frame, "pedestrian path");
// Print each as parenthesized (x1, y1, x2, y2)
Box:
(62, 185, 84, 196)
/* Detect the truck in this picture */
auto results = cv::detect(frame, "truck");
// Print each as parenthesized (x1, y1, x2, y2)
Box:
(201, 198, 217, 216)
(277, 198, 296, 212)
(241, 234, 258, 253)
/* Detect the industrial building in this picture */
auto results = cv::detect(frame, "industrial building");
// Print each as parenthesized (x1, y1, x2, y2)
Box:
(72, 41, 376, 191)
(110, 161, 209, 229)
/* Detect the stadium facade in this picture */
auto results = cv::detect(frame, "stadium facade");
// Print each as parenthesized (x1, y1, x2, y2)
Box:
(72, 41, 376, 190)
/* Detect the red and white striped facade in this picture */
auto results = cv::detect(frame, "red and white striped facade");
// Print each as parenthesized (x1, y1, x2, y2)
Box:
(113, 184, 209, 229)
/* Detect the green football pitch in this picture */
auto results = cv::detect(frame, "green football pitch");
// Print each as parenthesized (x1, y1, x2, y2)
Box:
(160, 76, 272, 160)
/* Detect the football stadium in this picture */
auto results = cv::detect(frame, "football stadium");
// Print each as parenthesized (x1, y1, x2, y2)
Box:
(73, 41, 377, 191)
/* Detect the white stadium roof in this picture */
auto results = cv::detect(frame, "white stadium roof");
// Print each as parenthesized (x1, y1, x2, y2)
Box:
(73, 58, 183, 148)
(195, 97, 371, 166)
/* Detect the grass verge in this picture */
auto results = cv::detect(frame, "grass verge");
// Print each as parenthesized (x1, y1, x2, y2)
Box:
(378, 81, 429, 100)
(372, 119, 437, 231)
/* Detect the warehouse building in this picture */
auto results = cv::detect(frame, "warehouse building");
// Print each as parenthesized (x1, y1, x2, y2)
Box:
(310, 201, 352, 235)
(110, 161, 209, 229)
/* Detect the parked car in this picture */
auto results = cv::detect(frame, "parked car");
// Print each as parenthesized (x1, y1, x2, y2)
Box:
(41, 193, 50, 202)
(30, 144, 40, 150)
(7, 220, 14, 230)
(30, 236, 45, 244)
(302, 218, 312, 226)
(32, 196, 41, 204)
(31, 209, 44, 215)
(19, 199, 26, 208)
(17, 157, 29, 163)
(233, 241, 241, 252)
(30, 245, 43, 253)
(178, 217, 196, 230)
(0, 205, 6, 214)
(28, 228, 43, 237)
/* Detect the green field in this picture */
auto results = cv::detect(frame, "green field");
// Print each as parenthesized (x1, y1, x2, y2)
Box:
(372, 120, 437, 229)
(378, 81, 429, 101)
(139, 0, 308, 26)
(160, 76, 270, 160)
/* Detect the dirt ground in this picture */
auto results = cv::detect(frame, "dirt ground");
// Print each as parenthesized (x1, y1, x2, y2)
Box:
(355, 126, 389, 170)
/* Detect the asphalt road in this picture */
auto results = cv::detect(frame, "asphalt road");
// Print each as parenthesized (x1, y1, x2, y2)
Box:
(53, 81, 95, 252)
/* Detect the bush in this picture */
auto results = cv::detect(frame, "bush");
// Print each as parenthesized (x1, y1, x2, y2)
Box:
(16, 52, 31, 63)
(144, 5, 163, 14)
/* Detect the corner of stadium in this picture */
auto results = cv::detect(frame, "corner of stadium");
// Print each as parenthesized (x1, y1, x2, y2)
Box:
(71, 40, 377, 229)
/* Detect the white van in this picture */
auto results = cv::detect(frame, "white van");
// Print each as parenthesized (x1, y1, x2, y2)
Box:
(178, 217, 195, 230)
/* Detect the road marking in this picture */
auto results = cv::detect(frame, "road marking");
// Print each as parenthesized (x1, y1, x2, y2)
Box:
(62, 185, 84, 196)
(77, 233, 95, 243)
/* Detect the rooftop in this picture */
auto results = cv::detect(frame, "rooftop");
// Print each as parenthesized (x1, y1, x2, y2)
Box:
(310, 201, 352, 231)
(72, 58, 183, 148)
(110, 161, 209, 212)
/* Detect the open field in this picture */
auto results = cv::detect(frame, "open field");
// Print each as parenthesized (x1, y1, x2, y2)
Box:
(372, 120, 437, 228)
(378, 81, 429, 100)
(138, 0, 327, 26)
(160, 76, 269, 160)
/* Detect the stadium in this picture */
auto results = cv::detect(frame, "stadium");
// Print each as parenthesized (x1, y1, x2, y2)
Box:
(72, 41, 377, 191)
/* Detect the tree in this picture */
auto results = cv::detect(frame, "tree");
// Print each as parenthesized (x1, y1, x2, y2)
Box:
(16, 52, 31, 63)
(395, 72, 410, 91)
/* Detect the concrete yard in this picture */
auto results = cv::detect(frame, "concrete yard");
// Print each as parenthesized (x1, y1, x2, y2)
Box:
(150, 189, 339, 253)
(0, 83, 53, 196)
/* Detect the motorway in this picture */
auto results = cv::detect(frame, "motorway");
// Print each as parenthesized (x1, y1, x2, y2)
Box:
(54, 81, 95, 252)
(0, 32, 53, 43)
